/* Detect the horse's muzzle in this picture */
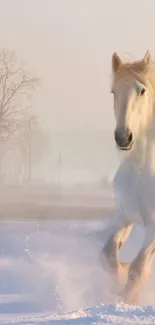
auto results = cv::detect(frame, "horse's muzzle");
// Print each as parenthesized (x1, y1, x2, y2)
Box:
(114, 127, 133, 150)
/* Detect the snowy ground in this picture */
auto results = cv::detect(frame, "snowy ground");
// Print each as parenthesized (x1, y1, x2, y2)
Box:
(0, 192, 154, 323)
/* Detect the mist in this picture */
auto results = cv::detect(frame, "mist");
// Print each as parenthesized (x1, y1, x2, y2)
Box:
(0, 0, 154, 188)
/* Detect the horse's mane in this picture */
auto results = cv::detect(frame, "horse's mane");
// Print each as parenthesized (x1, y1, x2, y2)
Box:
(112, 58, 155, 94)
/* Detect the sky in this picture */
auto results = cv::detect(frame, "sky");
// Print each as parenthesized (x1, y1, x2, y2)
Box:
(0, 0, 155, 184)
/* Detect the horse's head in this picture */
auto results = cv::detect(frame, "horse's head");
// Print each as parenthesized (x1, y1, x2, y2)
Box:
(111, 50, 155, 151)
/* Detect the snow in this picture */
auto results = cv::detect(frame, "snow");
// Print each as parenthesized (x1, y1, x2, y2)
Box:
(0, 303, 155, 324)
(0, 191, 154, 324)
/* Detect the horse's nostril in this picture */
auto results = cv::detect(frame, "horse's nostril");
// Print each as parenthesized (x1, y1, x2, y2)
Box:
(114, 132, 118, 143)
(114, 130, 122, 145)
(128, 132, 133, 144)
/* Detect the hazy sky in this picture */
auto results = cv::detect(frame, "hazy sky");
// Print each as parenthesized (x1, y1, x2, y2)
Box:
(0, 0, 155, 184)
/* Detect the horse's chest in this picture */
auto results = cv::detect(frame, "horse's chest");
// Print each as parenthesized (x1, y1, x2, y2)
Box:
(113, 162, 155, 221)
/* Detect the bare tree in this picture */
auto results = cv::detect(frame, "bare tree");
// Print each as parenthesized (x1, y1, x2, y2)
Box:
(0, 48, 40, 140)
(14, 115, 50, 185)
(0, 48, 41, 184)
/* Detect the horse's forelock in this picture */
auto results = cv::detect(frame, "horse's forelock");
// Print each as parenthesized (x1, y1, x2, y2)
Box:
(112, 60, 155, 94)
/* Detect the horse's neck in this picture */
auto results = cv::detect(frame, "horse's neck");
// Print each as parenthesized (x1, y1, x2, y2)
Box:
(130, 123, 155, 175)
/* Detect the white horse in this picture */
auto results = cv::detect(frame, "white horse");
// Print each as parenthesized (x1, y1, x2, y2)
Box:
(102, 50, 155, 304)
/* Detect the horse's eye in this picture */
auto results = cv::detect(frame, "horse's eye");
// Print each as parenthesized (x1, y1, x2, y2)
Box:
(140, 88, 146, 95)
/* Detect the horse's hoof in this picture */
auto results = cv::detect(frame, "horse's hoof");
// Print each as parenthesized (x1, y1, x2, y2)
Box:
(117, 286, 136, 304)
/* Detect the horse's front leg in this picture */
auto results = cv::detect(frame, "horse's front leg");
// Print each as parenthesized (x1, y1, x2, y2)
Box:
(101, 212, 133, 281)
(121, 222, 155, 304)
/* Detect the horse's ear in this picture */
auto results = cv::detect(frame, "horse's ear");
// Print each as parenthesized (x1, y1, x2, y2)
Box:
(112, 52, 122, 73)
(143, 50, 151, 65)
